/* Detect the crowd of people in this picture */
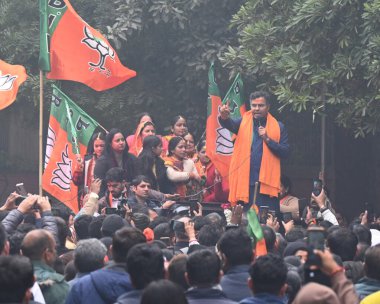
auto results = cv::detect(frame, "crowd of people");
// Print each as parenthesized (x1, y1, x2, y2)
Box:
(1, 92, 380, 304)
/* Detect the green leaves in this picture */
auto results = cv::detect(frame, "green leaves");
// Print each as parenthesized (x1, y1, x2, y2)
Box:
(221, 0, 380, 137)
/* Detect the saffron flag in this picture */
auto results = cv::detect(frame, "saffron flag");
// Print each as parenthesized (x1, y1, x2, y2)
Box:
(205, 63, 245, 178)
(42, 85, 99, 213)
(0, 59, 27, 110)
(39, 0, 136, 91)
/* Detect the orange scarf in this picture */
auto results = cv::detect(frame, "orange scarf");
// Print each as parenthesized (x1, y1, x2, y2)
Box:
(228, 111, 281, 205)
(129, 122, 146, 156)
(164, 156, 187, 197)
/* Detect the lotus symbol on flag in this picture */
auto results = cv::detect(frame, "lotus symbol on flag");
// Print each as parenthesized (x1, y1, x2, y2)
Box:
(51, 145, 72, 191)
(82, 26, 115, 72)
(0, 73, 17, 91)
(216, 127, 234, 155)
(44, 125, 56, 169)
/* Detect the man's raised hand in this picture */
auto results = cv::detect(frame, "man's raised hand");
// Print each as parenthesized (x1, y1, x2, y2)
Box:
(219, 100, 231, 120)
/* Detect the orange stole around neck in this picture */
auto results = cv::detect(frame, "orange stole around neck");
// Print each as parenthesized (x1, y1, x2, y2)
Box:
(228, 111, 281, 205)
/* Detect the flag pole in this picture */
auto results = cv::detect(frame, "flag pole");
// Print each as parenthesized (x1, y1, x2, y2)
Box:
(39, 70, 44, 195)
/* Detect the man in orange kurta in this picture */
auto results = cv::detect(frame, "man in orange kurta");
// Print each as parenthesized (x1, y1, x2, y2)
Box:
(219, 91, 290, 216)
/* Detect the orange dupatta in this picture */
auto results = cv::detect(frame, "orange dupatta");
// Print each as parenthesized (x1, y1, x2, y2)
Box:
(228, 111, 281, 205)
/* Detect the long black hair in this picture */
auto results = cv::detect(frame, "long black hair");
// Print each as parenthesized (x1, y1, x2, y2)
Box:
(138, 135, 162, 176)
(104, 128, 132, 166)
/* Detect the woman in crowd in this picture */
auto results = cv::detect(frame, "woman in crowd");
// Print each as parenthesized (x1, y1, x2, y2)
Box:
(73, 132, 105, 208)
(184, 132, 197, 162)
(163, 116, 188, 142)
(128, 121, 156, 156)
(195, 140, 229, 203)
(94, 128, 138, 196)
(137, 135, 168, 192)
(164, 136, 201, 198)
(127, 112, 153, 151)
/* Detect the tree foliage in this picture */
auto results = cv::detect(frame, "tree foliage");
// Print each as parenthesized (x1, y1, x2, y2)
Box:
(0, 0, 244, 137)
(221, 0, 380, 137)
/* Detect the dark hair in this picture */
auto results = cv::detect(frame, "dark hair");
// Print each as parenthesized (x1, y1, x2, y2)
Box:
(74, 215, 93, 241)
(105, 167, 126, 183)
(64, 260, 77, 281)
(249, 91, 270, 105)
(218, 228, 253, 266)
(364, 245, 380, 280)
(262, 226, 276, 252)
(141, 279, 188, 304)
(9, 224, 35, 255)
(280, 175, 292, 195)
(193, 216, 212, 232)
(186, 249, 221, 287)
(0, 224, 7, 253)
(105, 128, 127, 152)
(249, 253, 287, 295)
(0, 255, 34, 302)
(87, 132, 106, 155)
(198, 225, 223, 247)
(285, 227, 307, 243)
(139, 121, 155, 135)
(170, 115, 186, 128)
(55, 216, 69, 248)
(127, 243, 165, 289)
(88, 215, 106, 239)
(352, 224, 372, 246)
(131, 175, 152, 187)
(197, 140, 206, 153)
(168, 137, 185, 156)
(168, 255, 189, 290)
(112, 227, 146, 263)
(74, 239, 107, 273)
(138, 135, 162, 184)
(154, 223, 172, 241)
(327, 228, 358, 261)
(136, 112, 153, 126)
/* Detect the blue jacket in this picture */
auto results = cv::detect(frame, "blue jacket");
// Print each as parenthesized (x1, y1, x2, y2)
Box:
(239, 293, 286, 304)
(219, 116, 289, 186)
(116, 289, 143, 304)
(355, 277, 380, 300)
(220, 265, 251, 302)
(65, 262, 133, 304)
(186, 287, 238, 304)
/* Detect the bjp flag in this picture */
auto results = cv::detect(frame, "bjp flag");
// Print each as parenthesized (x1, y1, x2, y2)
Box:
(206, 63, 245, 178)
(39, 0, 136, 91)
(0, 59, 27, 110)
(43, 85, 99, 213)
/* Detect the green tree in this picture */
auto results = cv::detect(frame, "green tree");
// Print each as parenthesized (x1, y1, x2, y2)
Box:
(0, 0, 244, 138)
(221, 0, 380, 137)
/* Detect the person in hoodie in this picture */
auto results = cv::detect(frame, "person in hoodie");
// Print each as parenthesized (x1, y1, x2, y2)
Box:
(65, 227, 146, 304)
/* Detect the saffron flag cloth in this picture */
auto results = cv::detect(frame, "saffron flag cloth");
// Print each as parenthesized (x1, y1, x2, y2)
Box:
(206, 63, 245, 178)
(247, 207, 267, 256)
(0, 59, 27, 110)
(42, 85, 99, 213)
(39, 0, 136, 91)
